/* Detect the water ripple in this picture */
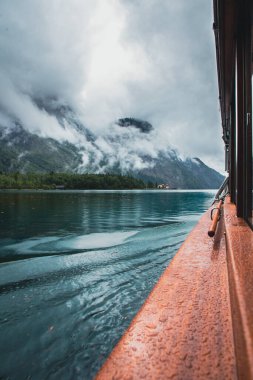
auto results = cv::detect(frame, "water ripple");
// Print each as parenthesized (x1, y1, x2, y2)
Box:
(0, 190, 215, 379)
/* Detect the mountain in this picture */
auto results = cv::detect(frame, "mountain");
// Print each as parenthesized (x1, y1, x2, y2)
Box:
(134, 154, 223, 189)
(0, 101, 224, 189)
(0, 123, 83, 173)
(117, 118, 153, 133)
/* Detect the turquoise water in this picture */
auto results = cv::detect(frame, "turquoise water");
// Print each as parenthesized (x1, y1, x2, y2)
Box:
(0, 190, 214, 379)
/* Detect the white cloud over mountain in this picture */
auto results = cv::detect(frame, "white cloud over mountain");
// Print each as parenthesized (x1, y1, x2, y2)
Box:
(0, 0, 224, 172)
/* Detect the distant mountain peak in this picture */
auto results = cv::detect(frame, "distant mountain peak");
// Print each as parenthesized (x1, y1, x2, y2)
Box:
(192, 157, 202, 164)
(116, 118, 153, 134)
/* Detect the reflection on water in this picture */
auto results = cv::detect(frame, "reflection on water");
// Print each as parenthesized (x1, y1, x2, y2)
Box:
(0, 190, 215, 379)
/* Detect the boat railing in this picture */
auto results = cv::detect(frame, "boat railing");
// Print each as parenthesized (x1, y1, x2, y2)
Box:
(208, 176, 229, 237)
(213, 176, 229, 203)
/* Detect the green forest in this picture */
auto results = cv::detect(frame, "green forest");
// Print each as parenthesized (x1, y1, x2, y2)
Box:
(0, 172, 153, 190)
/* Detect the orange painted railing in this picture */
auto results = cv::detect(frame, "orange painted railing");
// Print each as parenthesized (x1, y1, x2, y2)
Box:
(95, 197, 253, 379)
(96, 202, 237, 379)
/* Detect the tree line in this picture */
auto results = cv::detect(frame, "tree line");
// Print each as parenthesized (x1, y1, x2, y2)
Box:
(0, 172, 155, 190)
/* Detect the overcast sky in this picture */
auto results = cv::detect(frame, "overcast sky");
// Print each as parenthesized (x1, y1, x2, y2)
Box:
(0, 0, 224, 172)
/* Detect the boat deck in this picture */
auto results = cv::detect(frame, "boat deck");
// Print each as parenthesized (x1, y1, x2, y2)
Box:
(95, 196, 253, 379)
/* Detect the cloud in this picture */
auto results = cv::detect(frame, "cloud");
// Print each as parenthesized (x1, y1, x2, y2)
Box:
(0, 0, 224, 172)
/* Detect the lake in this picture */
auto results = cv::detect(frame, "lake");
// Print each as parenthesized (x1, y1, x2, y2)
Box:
(0, 190, 215, 379)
